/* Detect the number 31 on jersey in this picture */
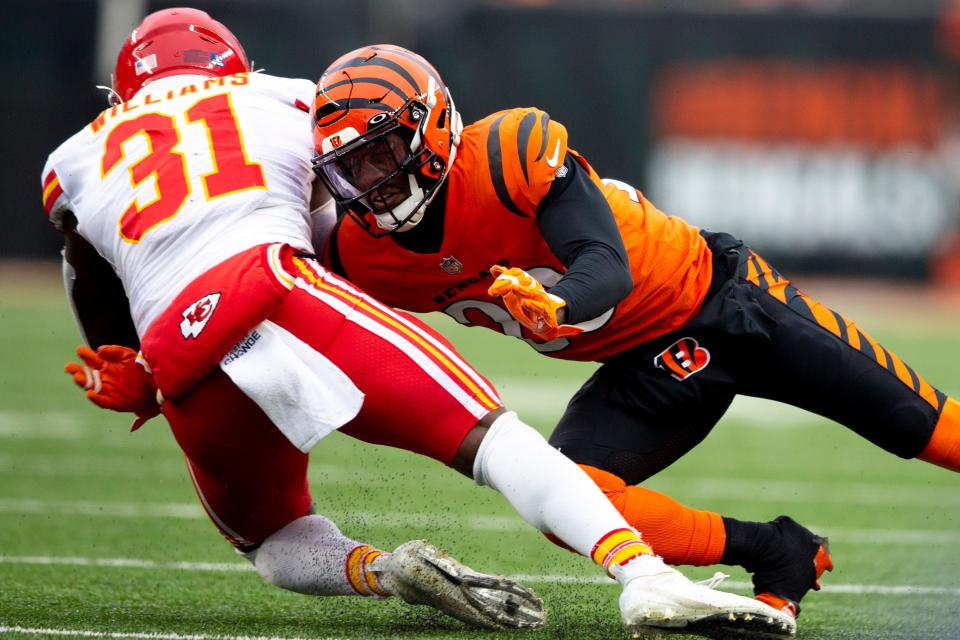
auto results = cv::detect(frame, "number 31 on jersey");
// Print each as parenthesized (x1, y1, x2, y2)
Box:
(100, 93, 266, 243)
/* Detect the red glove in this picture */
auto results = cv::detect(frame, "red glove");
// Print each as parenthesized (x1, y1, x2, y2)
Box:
(64, 345, 161, 431)
(487, 266, 584, 341)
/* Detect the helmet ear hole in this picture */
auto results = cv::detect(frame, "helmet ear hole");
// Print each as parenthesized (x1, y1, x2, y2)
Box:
(368, 113, 390, 127)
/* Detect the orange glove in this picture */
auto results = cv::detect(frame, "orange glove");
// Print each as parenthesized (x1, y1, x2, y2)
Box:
(487, 266, 584, 340)
(65, 345, 161, 431)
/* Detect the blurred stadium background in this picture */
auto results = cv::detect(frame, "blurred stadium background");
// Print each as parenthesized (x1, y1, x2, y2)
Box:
(4, 1, 960, 639)
(9, 0, 960, 280)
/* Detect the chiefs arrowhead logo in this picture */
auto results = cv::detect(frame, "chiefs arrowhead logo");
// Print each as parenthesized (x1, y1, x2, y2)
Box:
(654, 337, 711, 381)
(179, 293, 221, 340)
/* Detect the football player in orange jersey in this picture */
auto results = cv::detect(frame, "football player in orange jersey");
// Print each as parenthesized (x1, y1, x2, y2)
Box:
(313, 44, 960, 621)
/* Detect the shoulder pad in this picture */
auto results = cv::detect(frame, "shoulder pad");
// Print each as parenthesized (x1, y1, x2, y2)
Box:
(480, 107, 568, 218)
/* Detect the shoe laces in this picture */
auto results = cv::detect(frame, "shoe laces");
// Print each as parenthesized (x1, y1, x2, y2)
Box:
(694, 571, 730, 590)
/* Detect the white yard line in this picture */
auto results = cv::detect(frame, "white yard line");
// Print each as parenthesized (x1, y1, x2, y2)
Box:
(668, 477, 960, 508)
(0, 498, 203, 519)
(2, 498, 958, 544)
(4, 458, 955, 510)
(0, 626, 336, 640)
(3, 497, 957, 541)
(0, 411, 86, 438)
(2, 554, 959, 596)
(0, 391, 824, 440)
(0, 455, 183, 479)
(0, 555, 252, 572)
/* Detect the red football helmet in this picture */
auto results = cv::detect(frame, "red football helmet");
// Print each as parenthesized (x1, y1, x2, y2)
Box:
(112, 8, 249, 103)
(311, 44, 462, 236)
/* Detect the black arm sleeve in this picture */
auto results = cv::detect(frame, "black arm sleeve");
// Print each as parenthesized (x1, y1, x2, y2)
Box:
(63, 212, 140, 350)
(323, 212, 351, 280)
(536, 155, 632, 325)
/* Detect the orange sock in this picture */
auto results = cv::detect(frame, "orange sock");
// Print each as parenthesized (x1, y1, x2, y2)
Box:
(918, 397, 960, 472)
(579, 464, 726, 566)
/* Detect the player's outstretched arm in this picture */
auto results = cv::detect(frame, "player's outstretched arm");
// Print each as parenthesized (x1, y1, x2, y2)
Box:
(535, 155, 633, 324)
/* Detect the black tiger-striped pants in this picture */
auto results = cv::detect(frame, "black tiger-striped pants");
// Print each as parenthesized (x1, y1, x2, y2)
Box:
(548, 231, 954, 484)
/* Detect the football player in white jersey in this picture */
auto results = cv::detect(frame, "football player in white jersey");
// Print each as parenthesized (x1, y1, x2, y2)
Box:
(47, 8, 796, 638)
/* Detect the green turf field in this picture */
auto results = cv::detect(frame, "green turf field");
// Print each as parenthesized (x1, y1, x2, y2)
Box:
(1, 267, 958, 640)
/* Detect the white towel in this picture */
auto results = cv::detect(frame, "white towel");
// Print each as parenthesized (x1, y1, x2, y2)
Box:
(220, 320, 364, 452)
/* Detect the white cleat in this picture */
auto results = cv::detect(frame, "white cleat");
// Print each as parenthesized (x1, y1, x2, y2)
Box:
(612, 555, 796, 639)
(371, 540, 545, 630)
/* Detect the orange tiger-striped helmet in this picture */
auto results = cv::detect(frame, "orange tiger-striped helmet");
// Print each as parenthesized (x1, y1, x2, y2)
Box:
(311, 45, 462, 236)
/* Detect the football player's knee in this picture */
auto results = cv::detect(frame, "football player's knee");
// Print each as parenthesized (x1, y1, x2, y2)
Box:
(577, 464, 629, 512)
(451, 423, 488, 477)
(471, 411, 550, 487)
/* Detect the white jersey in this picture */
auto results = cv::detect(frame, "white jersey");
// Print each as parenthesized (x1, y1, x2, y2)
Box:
(42, 72, 318, 335)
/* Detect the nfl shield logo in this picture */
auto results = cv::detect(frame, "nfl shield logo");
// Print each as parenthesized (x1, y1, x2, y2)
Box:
(439, 256, 463, 274)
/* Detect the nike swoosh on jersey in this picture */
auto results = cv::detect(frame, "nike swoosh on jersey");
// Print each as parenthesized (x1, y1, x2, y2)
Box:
(545, 139, 561, 167)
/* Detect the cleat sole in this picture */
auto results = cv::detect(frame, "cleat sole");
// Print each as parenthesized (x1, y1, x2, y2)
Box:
(628, 610, 796, 640)
(404, 541, 546, 630)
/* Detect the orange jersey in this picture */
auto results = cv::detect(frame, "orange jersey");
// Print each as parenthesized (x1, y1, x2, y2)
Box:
(327, 107, 713, 362)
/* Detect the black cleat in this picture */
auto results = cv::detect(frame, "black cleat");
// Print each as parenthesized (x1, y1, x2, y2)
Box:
(750, 516, 834, 618)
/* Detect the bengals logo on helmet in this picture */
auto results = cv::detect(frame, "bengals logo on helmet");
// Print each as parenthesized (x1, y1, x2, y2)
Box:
(654, 337, 711, 381)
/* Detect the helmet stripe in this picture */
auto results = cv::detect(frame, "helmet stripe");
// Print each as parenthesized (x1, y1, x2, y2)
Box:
(321, 76, 411, 103)
(372, 46, 445, 96)
(516, 111, 537, 185)
(534, 112, 552, 161)
(326, 56, 422, 96)
(324, 56, 370, 75)
(314, 98, 392, 126)
(486, 114, 527, 218)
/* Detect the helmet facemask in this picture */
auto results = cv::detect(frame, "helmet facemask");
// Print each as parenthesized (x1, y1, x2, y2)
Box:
(312, 44, 462, 237)
(313, 99, 446, 236)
